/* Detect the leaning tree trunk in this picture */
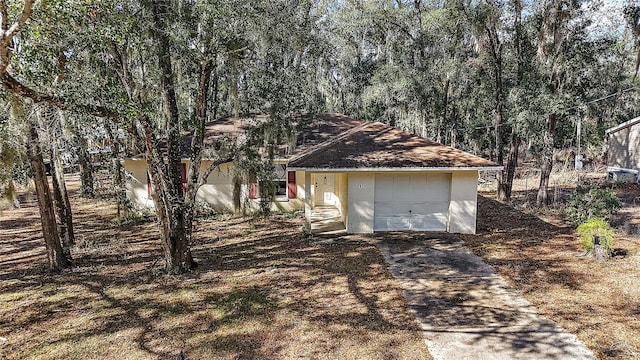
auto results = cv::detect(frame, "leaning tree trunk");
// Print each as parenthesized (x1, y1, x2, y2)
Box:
(537, 113, 557, 206)
(27, 122, 70, 270)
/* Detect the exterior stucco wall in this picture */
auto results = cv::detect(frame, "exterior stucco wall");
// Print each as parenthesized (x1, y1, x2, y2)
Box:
(296, 171, 306, 202)
(124, 160, 305, 212)
(309, 173, 317, 208)
(336, 173, 349, 224)
(266, 198, 305, 212)
(124, 159, 154, 209)
(197, 161, 235, 211)
(448, 170, 478, 234)
(347, 172, 375, 233)
(608, 123, 640, 171)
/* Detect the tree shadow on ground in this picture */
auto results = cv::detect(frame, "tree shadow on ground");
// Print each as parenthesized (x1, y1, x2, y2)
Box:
(1, 199, 429, 359)
(459, 195, 587, 292)
(196, 227, 422, 334)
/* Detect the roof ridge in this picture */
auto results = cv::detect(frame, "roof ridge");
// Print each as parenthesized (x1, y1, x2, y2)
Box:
(289, 120, 370, 165)
(369, 121, 445, 144)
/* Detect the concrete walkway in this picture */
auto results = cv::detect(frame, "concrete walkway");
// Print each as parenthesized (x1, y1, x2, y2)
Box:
(372, 235, 595, 360)
(311, 206, 346, 234)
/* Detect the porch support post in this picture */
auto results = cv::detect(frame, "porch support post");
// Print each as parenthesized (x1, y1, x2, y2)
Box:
(304, 171, 312, 232)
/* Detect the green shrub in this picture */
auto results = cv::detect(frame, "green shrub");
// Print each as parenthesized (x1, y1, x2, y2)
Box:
(576, 218, 614, 256)
(564, 183, 621, 226)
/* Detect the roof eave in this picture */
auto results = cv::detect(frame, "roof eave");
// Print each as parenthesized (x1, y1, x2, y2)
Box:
(286, 166, 504, 172)
(606, 116, 640, 134)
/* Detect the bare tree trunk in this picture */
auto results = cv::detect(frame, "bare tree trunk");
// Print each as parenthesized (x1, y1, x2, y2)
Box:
(50, 147, 74, 260)
(149, 0, 193, 273)
(184, 49, 215, 245)
(498, 128, 520, 201)
(493, 85, 504, 166)
(537, 113, 556, 206)
(535, 0, 576, 206)
(230, 54, 240, 119)
(48, 119, 75, 245)
(482, 10, 506, 199)
(105, 122, 125, 219)
(27, 121, 70, 270)
(76, 134, 95, 198)
(498, 0, 524, 203)
(439, 78, 450, 144)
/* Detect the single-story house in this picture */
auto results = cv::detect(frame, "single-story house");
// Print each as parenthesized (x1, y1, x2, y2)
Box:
(124, 113, 501, 234)
(606, 116, 640, 182)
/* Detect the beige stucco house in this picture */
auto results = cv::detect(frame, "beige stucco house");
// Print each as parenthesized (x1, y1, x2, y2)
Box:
(606, 116, 640, 182)
(124, 113, 500, 234)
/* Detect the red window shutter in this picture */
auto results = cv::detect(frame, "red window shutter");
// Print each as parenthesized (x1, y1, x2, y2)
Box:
(248, 182, 258, 199)
(287, 171, 296, 198)
(181, 163, 187, 192)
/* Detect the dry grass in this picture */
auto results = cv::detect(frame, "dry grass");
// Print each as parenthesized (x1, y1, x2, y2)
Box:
(0, 185, 430, 359)
(462, 173, 640, 360)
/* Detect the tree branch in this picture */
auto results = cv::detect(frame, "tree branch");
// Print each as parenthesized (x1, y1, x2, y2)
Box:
(0, 0, 120, 123)
(199, 154, 234, 188)
(0, 72, 121, 120)
(5, 0, 34, 41)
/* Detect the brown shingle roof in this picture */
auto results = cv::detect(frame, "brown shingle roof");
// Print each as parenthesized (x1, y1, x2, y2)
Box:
(288, 121, 499, 169)
(149, 113, 497, 169)
(193, 113, 363, 158)
(145, 116, 265, 159)
(183, 114, 362, 158)
(291, 113, 364, 155)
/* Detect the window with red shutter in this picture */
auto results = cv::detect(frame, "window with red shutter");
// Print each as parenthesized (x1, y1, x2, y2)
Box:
(248, 182, 258, 199)
(287, 171, 296, 198)
(181, 163, 187, 193)
(248, 173, 259, 199)
(148, 164, 187, 198)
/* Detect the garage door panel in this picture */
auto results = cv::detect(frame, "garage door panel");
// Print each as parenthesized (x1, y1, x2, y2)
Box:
(374, 174, 392, 202)
(409, 174, 428, 202)
(426, 174, 451, 201)
(396, 177, 414, 202)
(410, 201, 449, 214)
(393, 203, 411, 215)
(374, 173, 451, 232)
(411, 214, 448, 231)
(375, 202, 396, 216)
(410, 203, 430, 215)
(374, 216, 411, 231)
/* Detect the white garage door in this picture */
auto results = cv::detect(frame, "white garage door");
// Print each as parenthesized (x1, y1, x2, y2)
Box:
(374, 173, 451, 231)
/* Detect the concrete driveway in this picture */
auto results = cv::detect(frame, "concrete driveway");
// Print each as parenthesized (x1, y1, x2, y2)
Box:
(370, 234, 595, 360)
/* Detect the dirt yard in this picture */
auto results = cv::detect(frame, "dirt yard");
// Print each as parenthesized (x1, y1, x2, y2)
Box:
(0, 178, 430, 359)
(467, 170, 640, 360)
(2, 170, 639, 359)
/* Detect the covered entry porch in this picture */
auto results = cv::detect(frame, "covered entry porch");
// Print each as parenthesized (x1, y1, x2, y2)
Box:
(303, 172, 348, 234)
(311, 206, 345, 234)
